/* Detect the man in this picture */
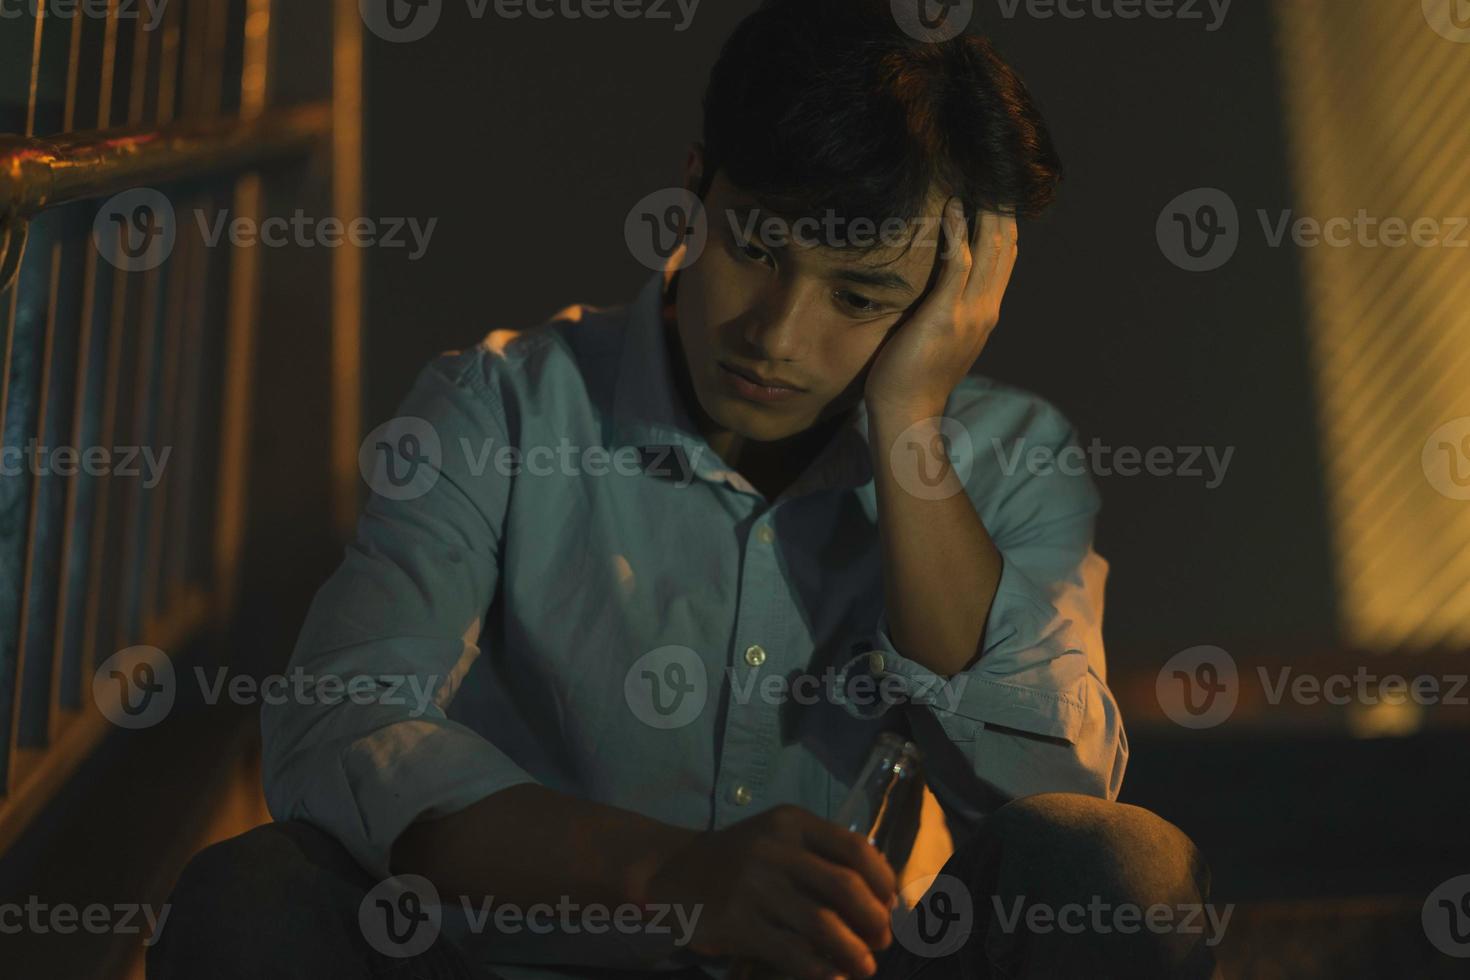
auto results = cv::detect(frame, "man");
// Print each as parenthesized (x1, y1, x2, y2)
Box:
(153, 2, 1217, 977)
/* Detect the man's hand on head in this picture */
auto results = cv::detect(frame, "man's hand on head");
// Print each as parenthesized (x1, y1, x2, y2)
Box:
(863, 200, 1019, 425)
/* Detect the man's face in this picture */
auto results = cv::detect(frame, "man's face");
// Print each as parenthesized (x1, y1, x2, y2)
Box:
(671, 171, 950, 443)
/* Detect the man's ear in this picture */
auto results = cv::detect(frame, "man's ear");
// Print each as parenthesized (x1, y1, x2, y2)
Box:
(682, 142, 710, 199)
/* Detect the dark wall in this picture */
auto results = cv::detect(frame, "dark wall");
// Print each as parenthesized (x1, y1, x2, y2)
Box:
(362, 2, 1339, 670)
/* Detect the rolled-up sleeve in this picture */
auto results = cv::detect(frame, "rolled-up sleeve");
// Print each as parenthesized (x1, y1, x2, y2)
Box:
(261, 349, 538, 879)
(844, 396, 1127, 816)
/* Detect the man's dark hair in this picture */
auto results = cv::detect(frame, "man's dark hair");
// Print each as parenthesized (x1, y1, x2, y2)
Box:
(699, 0, 1063, 248)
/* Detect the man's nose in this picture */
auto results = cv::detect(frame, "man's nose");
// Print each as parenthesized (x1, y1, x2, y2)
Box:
(740, 286, 812, 361)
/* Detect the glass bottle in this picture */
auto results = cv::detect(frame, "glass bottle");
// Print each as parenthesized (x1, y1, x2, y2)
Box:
(727, 733, 925, 979)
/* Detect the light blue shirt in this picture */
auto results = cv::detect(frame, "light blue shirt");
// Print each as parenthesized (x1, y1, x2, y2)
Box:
(261, 273, 1126, 977)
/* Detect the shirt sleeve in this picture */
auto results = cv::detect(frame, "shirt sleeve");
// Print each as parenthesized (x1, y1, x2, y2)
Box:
(260, 348, 539, 880)
(840, 392, 1127, 822)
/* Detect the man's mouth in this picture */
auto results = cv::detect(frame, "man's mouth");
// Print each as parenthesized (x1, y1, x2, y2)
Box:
(717, 361, 807, 403)
(718, 361, 805, 391)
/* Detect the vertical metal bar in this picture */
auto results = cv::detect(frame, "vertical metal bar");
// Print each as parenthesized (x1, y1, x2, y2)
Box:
(27, 5, 97, 744)
(126, 0, 153, 126)
(155, 0, 183, 126)
(214, 0, 272, 614)
(78, 0, 131, 678)
(1, 4, 50, 793)
(112, 13, 163, 650)
(204, 0, 231, 119)
(161, 0, 218, 613)
(15, 244, 64, 747)
(332, 0, 365, 541)
(117, 225, 166, 645)
(53, 248, 102, 713)
(61, 6, 85, 132)
(1, 282, 16, 794)
(51, 9, 103, 714)
(98, 0, 120, 129)
(142, 234, 190, 625)
(140, 0, 190, 627)
(116, 262, 165, 651)
(23, 3, 46, 136)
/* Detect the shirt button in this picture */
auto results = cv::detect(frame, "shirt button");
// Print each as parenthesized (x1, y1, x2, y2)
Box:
(867, 651, 886, 673)
(755, 525, 775, 545)
(731, 784, 753, 806)
(744, 644, 767, 667)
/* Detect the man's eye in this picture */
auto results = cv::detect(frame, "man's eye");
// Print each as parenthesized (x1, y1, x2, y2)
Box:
(836, 290, 882, 315)
(734, 238, 774, 266)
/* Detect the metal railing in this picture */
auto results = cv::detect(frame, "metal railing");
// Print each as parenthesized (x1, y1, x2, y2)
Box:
(0, 0, 362, 853)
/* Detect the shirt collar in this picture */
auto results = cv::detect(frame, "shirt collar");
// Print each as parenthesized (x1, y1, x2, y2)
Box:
(611, 272, 875, 497)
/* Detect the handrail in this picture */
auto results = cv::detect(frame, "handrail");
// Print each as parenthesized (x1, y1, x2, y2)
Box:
(0, 101, 331, 292)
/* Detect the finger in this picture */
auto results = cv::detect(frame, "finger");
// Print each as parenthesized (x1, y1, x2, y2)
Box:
(749, 915, 852, 980)
(764, 880, 879, 978)
(800, 820, 898, 908)
(964, 210, 1018, 312)
(787, 850, 893, 951)
(926, 197, 973, 311)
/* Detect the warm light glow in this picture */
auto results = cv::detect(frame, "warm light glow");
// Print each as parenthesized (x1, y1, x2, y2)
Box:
(1271, 3, 1470, 652)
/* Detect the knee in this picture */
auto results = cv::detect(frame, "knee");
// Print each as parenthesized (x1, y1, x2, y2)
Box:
(982, 793, 1212, 910)
(969, 795, 1220, 979)
(149, 822, 369, 980)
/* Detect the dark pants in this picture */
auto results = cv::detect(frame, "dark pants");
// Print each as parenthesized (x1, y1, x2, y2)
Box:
(148, 794, 1220, 980)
